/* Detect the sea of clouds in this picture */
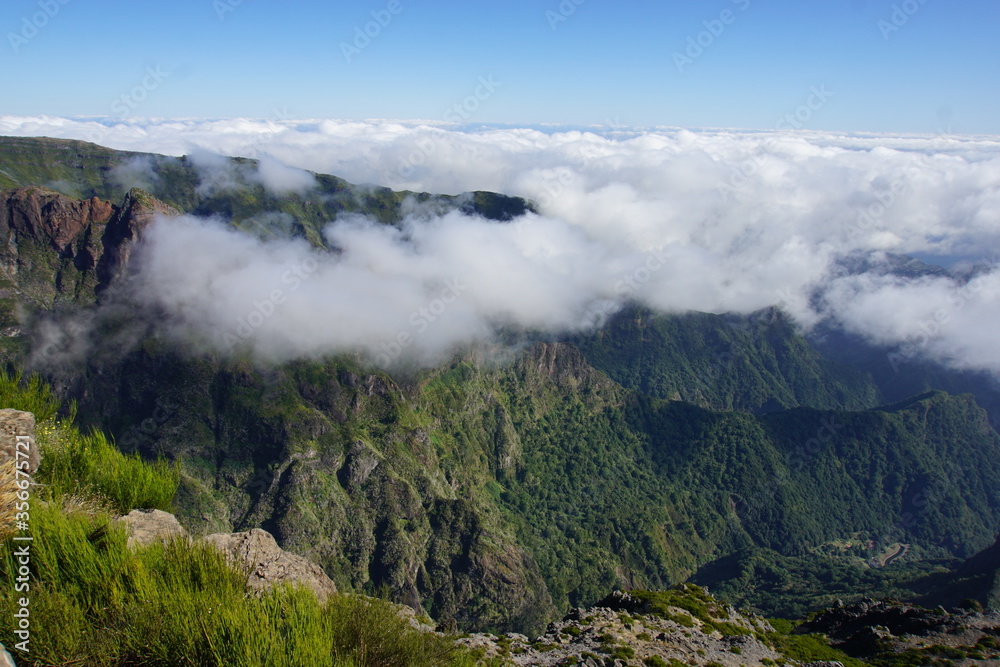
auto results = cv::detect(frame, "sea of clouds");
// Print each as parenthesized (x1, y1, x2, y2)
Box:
(2, 115, 998, 373)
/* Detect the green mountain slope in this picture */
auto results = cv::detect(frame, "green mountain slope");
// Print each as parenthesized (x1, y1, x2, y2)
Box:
(573, 306, 879, 413)
(64, 337, 1000, 627)
(0, 135, 998, 633)
(0, 135, 532, 248)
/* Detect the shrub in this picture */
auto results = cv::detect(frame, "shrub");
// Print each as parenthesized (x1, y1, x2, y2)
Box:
(0, 371, 61, 422)
(0, 503, 476, 666)
(0, 373, 474, 666)
(610, 645, 635, 660)
(768, 630, 865, 667)
(37, 424, 179, 513)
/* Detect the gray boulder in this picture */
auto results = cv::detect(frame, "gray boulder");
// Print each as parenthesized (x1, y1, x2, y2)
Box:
(116, 508, 189, 548)
(0, 409, 37, 475)
(201, 528, 338, 602)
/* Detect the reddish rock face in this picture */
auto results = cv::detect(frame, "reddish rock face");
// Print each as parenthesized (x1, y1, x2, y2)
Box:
(0, 188, 114, 252)
(0, 187, 179, 302)
(95, 189, 179, 291)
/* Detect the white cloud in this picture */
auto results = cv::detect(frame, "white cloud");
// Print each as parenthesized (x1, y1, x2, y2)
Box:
(3, 115, 999, 373)
(128, 210, 621, 366)
(249, 155, 317, 195)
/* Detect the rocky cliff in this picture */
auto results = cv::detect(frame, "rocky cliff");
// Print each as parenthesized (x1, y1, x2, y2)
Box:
(801, 598, 1000, 665)
(0, 186, 176, 310)
(1, 138, 999, 638)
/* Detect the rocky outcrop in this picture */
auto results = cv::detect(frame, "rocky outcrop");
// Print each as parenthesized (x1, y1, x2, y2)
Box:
(115, 508, 189, 548)
(201, 528, 338, 602)
(801, 598, 952, 655)
(523, 342, 610, 394)
(114, 507, 339, 603)
(461, 585, 781, 667)
(337, 441, 381, 490)
(0, 409, 37, 475)
(463, 589, 1000, 667)
(95, 188, 178, 293)
(0, 186, 176, 308)
(0, 187, 113, 254)
(800, 598, 1000, 662)
(0, 642, 16, 667)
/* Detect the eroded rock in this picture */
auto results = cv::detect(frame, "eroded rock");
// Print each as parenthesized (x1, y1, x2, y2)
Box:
(116, 508, 189, 548)
(201, 528, 338, 602)
(0, 409, 37, 475)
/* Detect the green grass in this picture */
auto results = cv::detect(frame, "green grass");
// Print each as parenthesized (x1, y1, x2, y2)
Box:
(0, 502, 476, 665)
(609, 645, 635, 660)
(870, 643, 992, 667)
(628, 584, 746, 634)
(0, 372, 477, 666)
(0, 371, 61, 421)
(763, 626, 866, 667)
(36, 423, 179, 513)
(0, 370, 173, 514)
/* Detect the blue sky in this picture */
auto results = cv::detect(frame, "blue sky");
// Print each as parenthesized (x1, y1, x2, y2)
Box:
(1, 0, 998, 134)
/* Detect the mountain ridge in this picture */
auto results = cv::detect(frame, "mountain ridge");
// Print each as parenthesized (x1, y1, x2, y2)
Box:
(0, 136, 997, 637)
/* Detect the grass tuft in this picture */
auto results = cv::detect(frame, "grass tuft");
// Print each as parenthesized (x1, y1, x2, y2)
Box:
(0, 370, 475, 666)
(36, 423, 179, 513)
(0, 370, 61, 422)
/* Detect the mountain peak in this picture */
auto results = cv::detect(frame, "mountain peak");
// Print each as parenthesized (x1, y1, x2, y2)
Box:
(96, 188, 178, 293)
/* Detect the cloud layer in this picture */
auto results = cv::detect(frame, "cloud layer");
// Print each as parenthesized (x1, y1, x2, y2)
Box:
(3, 116, 999, 373)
